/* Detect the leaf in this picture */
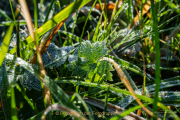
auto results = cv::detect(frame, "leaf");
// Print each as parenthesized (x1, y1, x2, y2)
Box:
(96, 60, 114, 81)
(67, 58, 90, 77)
(42, 43, 74, 69)
(80, 40, 108, 63)
(67, 40, 112, 82)
(18, 68, 42, 91)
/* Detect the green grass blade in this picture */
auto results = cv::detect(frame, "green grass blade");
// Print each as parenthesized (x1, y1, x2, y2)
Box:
(10, 0, 91, 54)
(44, 0, 55, 23)
(0, 9, 12, 21)
(106, 55, 154, 81)
(0, 23, 14, 67)
(16, 84, 38, 113)
(11, 83, 18, 120)
(70, 93, 93, 120)
(92, 14, 102, 43)
(9, 0, 17, 29)
(110, 104, 146, 119)
(0, 61, 11, 120)
(151, 0, 161, 117)
(58, 30, 84, 42)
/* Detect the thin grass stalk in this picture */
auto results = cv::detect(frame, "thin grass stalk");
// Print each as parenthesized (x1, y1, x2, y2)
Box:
(44, 0, 55, 23)
(9, 0, 17, 28)
(150, 0, 161, 118)
(98, 0, 107, 29)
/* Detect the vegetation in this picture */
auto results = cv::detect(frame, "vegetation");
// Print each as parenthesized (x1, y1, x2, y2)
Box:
(0, 0, 180, 119)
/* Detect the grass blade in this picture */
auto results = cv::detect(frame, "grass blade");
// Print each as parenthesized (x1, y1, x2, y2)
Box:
(0, 61, 11, 120)
(0, 23, 14, 67)
(150, 0, 161, 117)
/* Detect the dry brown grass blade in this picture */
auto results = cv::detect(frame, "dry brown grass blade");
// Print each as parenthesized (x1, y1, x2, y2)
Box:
(30, 18, 67, 64)
(29, 18, 67, 105)
(18, 0, 46, 75)
(18, 0, 49, 104)
(101, 57, 154, 117)
(41, 103, 86, 120)
(129, 0, 151, 29)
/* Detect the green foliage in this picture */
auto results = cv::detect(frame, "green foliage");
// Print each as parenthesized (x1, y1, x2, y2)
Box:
(1, 0, 180, 119)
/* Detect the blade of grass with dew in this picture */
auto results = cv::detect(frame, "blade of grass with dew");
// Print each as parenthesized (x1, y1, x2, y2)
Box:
(58, 30, 85, 42)
(10, 0, 92, 54)
(92, 14, 102, 43)
(106, 0, 119, 37)
(0, 20, 44, 26)
(107, 26, 176, 54)
(0, 61, 11, 120)
(151, 0, 161, 118)
(0, 23, 14, 67)
(106, 55, 154, 81)
(98, 0, 107, 29)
